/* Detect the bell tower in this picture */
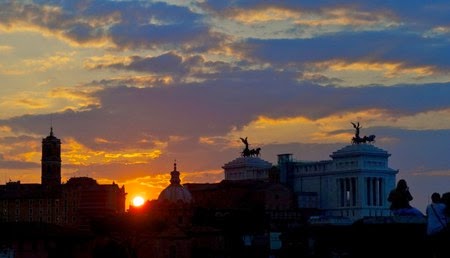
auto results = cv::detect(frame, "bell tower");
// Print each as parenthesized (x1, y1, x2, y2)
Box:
(41, 127, 61, 188)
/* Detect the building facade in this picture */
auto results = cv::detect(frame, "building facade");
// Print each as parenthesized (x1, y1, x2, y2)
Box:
(278, 142, 398, 221)
(223, 156, 273, 181)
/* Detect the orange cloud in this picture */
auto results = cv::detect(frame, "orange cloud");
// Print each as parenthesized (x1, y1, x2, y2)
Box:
(0, 4, 113, 49)
(49, 87, 101, 108)
(226, 109, 392, 145)
(19, 151, 41, 163)
(303, 7, 397, 27)
(0, 137, 40, 164)
(425, 26, 450, 37)
(15, 98, 47, 109)
(0, 126, 12, 133)
(94, 137, 113, 144)
(0, 87, 101, 119)
(62, 138, 162, 166)
(227, 107, 450, 147)
(0, 92, 51, 115)
(322, 60, 436, 78)
(99, 75, 175, 87)
(231, 6, 300, 24)
(83, 55, 133, 69)
(24, 51, 75, 72)
(304, 59, 447, 86)
(229, 6, 398, 28)
(208, 43, 246, 61)
(0, 51, 75, 75)
(0, 45, 13, 53)
(199, 136, 216, 145)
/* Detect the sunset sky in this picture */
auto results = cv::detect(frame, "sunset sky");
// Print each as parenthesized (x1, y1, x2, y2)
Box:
(0, 0, 449, 211)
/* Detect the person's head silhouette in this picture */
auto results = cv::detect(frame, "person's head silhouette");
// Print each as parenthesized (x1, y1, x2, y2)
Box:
(431, 192, 441, 203)
(396, 179, 408, 191)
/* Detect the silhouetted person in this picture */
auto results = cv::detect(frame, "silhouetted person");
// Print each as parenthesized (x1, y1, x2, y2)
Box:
(388, 179, 423, 217)
(427, 193, 447, 235)
(426, 192, 448, 258)
(440, 192, 450, 217)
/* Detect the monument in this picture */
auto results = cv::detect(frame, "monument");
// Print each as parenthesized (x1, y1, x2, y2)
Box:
(223, 137, 272, 181)
(278, 122, 397, 221)
(351, 122, 376, 144)
(240, 137, 261, 157)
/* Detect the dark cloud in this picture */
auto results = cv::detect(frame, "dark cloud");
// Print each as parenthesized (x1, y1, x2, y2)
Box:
(355, 1, 450, 28)
(0, 80, 448, 196)
(0, 1, 225, 52)
(0, 154, 39, 170)
(3, 1, 449, 67)
(243, 31, 450, 69)
(65, 23, 105, 43)
(128, 53, 184, 74)
(1, 79, 449, 152)
(96, 52, 189, 77)
(201, 0, 450, 27)
(92, 52, 239, 82)
(0, 135, 39, 145)
(109, 23, 209, 51)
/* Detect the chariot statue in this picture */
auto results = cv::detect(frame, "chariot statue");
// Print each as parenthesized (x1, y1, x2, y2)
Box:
(240, 137, 261, 157)
(351, 122, 376, 144)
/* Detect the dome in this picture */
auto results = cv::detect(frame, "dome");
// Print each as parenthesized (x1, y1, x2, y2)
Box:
(158, 162, 192, 203)
(330, 143, 390, 159)
(222, 156, 272, 170)
(222, 156, 273, 181)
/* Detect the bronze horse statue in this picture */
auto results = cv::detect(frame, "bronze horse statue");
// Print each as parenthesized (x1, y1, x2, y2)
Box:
(241, 147, 261, 157)
(350, 122, 376, 144)
(352, 134, 376, 144)
(240, 137, 261, 157)
(249, 147, 261, 157)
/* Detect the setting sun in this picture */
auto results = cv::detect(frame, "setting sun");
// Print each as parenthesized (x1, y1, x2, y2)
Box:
(132, 196, 145, 207)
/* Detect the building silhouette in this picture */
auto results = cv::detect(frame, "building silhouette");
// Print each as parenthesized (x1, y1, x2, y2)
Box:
(126, 163, 224, 258)
(0, 129, 437, 258)
(223, 155, 273, 181)
(0, 128, 126, 228)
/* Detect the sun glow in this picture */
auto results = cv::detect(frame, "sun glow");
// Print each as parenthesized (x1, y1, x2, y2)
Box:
(132, 196, 145, 207)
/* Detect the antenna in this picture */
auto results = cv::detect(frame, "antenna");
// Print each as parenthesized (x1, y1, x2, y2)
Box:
(50, 114, 54, 136)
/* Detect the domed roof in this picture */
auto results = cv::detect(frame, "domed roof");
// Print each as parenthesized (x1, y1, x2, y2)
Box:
(330, 143, 390, 159)
(222, 156, 272, 170)
(158, 162, 192, 203)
